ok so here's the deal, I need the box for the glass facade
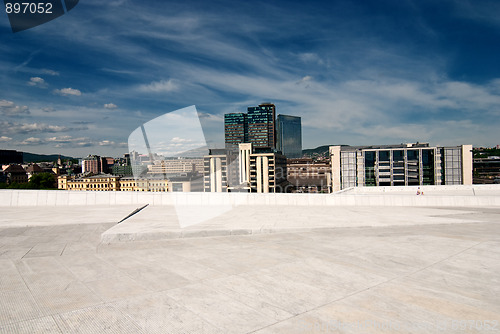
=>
[247,104,276,148]
[224,113,247,149]
[276,114,302,158]
[341,151,357,188]
[443,147,462,184]
[332,144,468,190]
[364,151,376,186]
[422,149,435,185]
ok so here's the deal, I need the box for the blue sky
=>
[1,0,499,157]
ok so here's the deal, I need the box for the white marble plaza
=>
[0,187,499,333]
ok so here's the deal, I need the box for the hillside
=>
[23,152,75,163]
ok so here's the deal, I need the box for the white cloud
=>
[0,100,30,116]
[298,53,324,65]
[41,69,59,76]
[42,107,55,112]
[19,137,44,145]
[98,140,114,146]
[0,136,12,142]
[27,77,47,88]
[171,137,192,143]
[53,87,82,96]
[0,121,86,134]
[138,79,178,93]
[104,103,118,109]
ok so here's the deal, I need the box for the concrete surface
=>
[0,189,499,333]
[2,185,500,208]
[101,205,490,242]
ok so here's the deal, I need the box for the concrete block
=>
[230,229,253,236]
[54,191,69,206]
[45,190,57,206]
[136,193,153,205]
[16,191,38,206]
[85,191,96,206]
[0,190,12,207]
[160,193,174,206]
[67,192,87,206]
[93,192,108,206]
[115,192,132,205]
[181,229,231,238]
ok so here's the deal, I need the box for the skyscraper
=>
[224,113,247,149]
[247,103,276,149]
[276,114,302,158]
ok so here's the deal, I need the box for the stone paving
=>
[0,206,499,333]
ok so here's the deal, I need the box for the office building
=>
[276,114,302,158]
[249,151,288,193]
[473,157,500,184]
[81,155,101,174]
[287,158,330,193]
[224,113,247,149]
[203,143,289,193]
[147,158,204,176]
[0,149,23,165]
[203,149,229,192]
[329,143,473,191]
[247,103,276,149]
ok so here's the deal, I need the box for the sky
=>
[1,0,500,157]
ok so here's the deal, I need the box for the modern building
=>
[81,155,101,174]
[148,158,204,176]
[473,158,500,184]
[249,151,288,193]
[0,149,23,165]
[169,175,204,192]
[276,114,302,158]
[247,103,276,149]
[224,113,247,149]
[111,165,133,176]
[203,143,289,193]
[203,149,229,193]
[329,143,473,191]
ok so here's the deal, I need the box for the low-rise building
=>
[3,164,28,184]
[329,143,473,191]
[63,174,120,191]
[287,158,331,193]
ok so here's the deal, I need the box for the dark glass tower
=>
[247,103,276,149]
[224,113,247,149]
[276,114,302,158]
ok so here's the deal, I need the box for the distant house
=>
[25,163,44,180]
[3,164,28,184]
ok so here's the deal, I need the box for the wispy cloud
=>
[53,88,82,96]
[138,79,178,93]
[27,77,48,88]
[1,0,499,153]
[0,121,86,134]
[104,103,118,109]
[0,100,30,116]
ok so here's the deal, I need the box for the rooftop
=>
[0,186,499,333]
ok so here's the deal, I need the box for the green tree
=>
[28,173,56,189]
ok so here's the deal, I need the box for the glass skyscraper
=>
[247,103,276,149]
[276,114,302,158]
[224,113,247,149]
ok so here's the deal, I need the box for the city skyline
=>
[1,0,500,157]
